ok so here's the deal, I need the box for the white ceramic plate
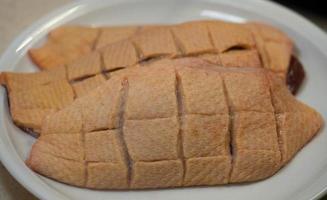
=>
[1,0,327,199]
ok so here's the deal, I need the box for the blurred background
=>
[274,0,327,30]
[0,0,326,199]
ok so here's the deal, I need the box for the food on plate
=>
[0,20,303,134]
[29,25,138,69]
[26,60,322,189]
[29,21,294,79]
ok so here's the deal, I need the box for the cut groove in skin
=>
[267,76,284,165]
[221,78,235,182]
[69,82,78,100]
[62,65,79,99]
[117,79,132,187]
[63,65,69,82]
[99,50,109,79]
[80,91,87,187]
[91,28,103,50]
[85,127,112,132]
[130,41,143,61]
[170,29,185,56]
[139,56,167,66]
[105,67,126,74]
[82,135,87,187]
[206,24,215,49]
[207,24,222,64]
[175,71,186,184]
[130,40,146,61]
[69,74,97,83]
[222,45,250,53]
[253,42,265,71]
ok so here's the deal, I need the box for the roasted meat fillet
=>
[0,20,297,133]
[26,59,322,189]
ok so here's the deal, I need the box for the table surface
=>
[0,0,326,199]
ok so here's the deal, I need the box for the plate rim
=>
[0,0,326,200]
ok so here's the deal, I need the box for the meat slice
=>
[26,61,322,189]
[1,20,298,132]
[26,20,294,78]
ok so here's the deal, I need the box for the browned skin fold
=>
[25,58,323,189]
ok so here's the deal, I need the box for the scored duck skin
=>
[26,58,322,189]
[28,25,139,69]
[29,20,292,76]
[0,20,295,133]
